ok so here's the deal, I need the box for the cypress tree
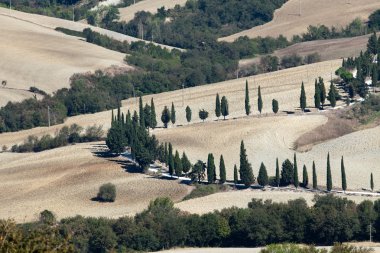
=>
[181,152,191,176]
[326,152,332,191]
[293,153,299,188]
[132,111,139,125]
[275,158,280,187]
[150,98,157,129]
[215,93,221,119]
[328,82,337,108]
[174,150,182,177]
[221,96,229,120]
[164,142,168,164]
[370,173,374,192]
[117,106,121,122]
[168,143,174,176]
[258,85,263,114]
[171,102,176,125]
[139,96,144,127]
[234,164,238,186]
[185,105,192,123]
[312,161,318,190]
[111,109,114,126]
[207,153,216,184]
[302,165,308,188]
[161,106,170,128]
[281,159,294,186]
[319,77,326,108]
[257,162,269,187]
[314,79,321,109]
[219,155,226,184]
[372,64,378,87]
[239,140,255,187]
[272,99,279,114]
[341,156,347,192]
[300,82,306,112]
[245,80,251,115]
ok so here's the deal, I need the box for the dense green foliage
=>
[183,184,229,201]
[97,183,116,202]
[12,124,103,153]
[0,0,93,21]
[281,159,294,186]
[3,195,380,252]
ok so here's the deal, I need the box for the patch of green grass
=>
[183,184,230,201]
[55,27,85,38]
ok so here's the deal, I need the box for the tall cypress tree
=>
[171,102,176,125]
[161,106,170,128]
[293,153,299,188]
[234,164,238,186]
[341,156,347,192]
[181,152,191,176]
[314,79,321,109]
[370,173,374,192]
[221,96,229,120]
[111,109,115,126]
[300,82,306,112]
[139,96,145,127]
[168,143,174,176]
[174,150,182,177]
[319,77,326,108]
[275,158,280,187]
[150,98,157,129]
[302,165,308,188]
[245,80,251,116]
[219,155,226,184]
[207,153,216,184]
[326,152,332,191]
[117,106,121,122]
[185,105,192,123]
[164,142,168,164]
[215,93,221,119]
[258,162,269,187]
[328,82,337,108]
[312,161,318,190]
[239,140,255,187]
[258,86,263,114]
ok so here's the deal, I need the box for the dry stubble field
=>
[0,142,190,222]
[220,0,380,42]
[0,60,379,220]
[0,13,131,106]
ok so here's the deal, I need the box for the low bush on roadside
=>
[183,183,229,201]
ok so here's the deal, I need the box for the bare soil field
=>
[0,60,341,147]
[239,34,371,68]
[0,14,131,106]
[118,0,187,22]
[0,142,190,222]
[175,189,380,215]
[220,0,380,42]
[0,7,181,51]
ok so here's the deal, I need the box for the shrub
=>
[183,184,229,201]
[97,183,116,202]
[39,210,56,225]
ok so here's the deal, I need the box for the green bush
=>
[183,184,229,201]
[97,183,116,202]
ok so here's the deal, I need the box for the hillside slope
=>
[0,7,182,51]
[0,14,131,106]
[219,0,380,42]
[239,34,371,68]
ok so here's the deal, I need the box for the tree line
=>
[1,195,379,252]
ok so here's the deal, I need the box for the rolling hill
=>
[219,0,380,42]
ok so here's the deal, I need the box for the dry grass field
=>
[0,60,341,147]
[0,13,131,106]
[239,34,371,68]
[1,59,378,221]
[0,7,181,51]
[220,0,380,42]
[118,0,188,22]
[0,142,190,222]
